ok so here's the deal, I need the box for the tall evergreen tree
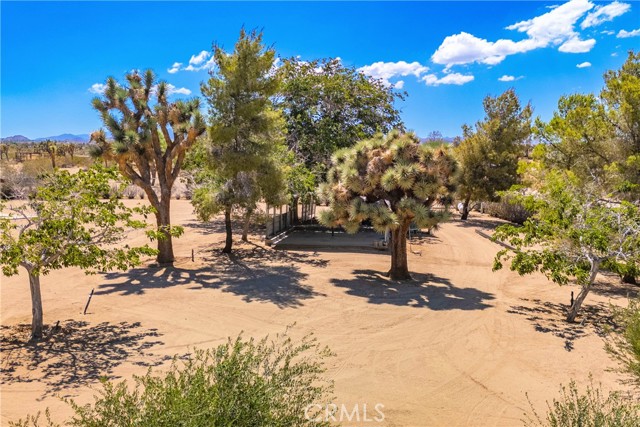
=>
[455,89,532,220]
[319,131,456,280]
[89,70,205,264]
[193,29,286,253]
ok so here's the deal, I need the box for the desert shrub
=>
[606,298,640,388]
[603,259,639,285]
[1,164,39,200]
[122,185,142,199]
[11,330,334,427]
[525,379,640,427]
[483,198,532,224]
[20,157,54,178]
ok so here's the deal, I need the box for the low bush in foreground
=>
[525,379,640,427]
[10,329,334,427]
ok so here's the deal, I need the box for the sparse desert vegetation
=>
[2,4,640,425]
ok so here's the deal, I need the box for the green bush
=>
[11,329,334,427]
[525,379,640,427]
[606,298,640,388]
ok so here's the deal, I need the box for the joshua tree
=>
[319,131,456,280]
[90,70,206,263]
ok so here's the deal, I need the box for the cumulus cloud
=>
[394,80,405,89]
[601,30,615,35]
[432,0,605,68]
[167,62,182,74]
[558,37,596,52]
[422,73,474,86]
[357,61,429,86]
[581,1,630,28]
[498,75,524,82]
[88,83,106,94]
[617,28,640,38]
[576,61,592,68]
[163,84,191,96]
[189,50,210,66]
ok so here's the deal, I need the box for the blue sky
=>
[1,1,639,139]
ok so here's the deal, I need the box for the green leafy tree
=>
[194,29,286,253]
[277,57,404,221]
[493,171,640,322]
[455,89,532,220]
[319,131,456,280]
[89,70,206,263]
[0,167,156,339]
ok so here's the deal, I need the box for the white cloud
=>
[617,28,640,38]
[601,30,615,35]
[167,62,182,74]
[576,61,592,68]
[581,1,630,29]
[432,0,601,67]
[189,50,210,66]
[394,80,405,89]
[498,75,524,82]
[164,84,191,96]
[422,72,474,86]
[612,52,619,57]
[558,36,596,52]
[89,83,106,94]
[357,61,429,86]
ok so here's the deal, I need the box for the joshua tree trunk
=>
[223,207,233,253]
[155,196,174,264]
[388,220,411,280]
[460,195,471,220]
[50,153,56,169]
[28,269,43,340]
[241,208,253,242]
[566,260,600,322]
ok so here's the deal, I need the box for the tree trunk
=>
[155,198,174,264]
[50,153,56,169]
[566,260,600,322]
[291,196,299,224]
[460,196,471,220]
[388,221,411,280]
[241,208,253,242]
[223,207,233,253]
[28,271,44,340]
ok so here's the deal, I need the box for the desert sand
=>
[1,200,636,426]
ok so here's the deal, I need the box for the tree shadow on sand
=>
[329,269,494,310]
[0,320,166,396]
[97,245,327,309]
[507,298,618,352]
[453,217,508,230]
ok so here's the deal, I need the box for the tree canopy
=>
[319,131,456,279]
[90,69,206,263]
[0,167,156,339]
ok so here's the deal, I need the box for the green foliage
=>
[278,57,404,183]
[524,378,640,427]
[606,298,640,388]
[455,89,532,210]
[319,131,456,278]
[537,51,640,200]
[194,29,286,250]
[11,330,334,427]
[0,166,157,277]
[493,170,640,321]
[90,69,206,263]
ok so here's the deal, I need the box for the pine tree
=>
[193,29,286,253]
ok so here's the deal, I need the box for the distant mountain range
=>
[1,133,90,143]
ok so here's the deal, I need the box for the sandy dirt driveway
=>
[1,201,636,426]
